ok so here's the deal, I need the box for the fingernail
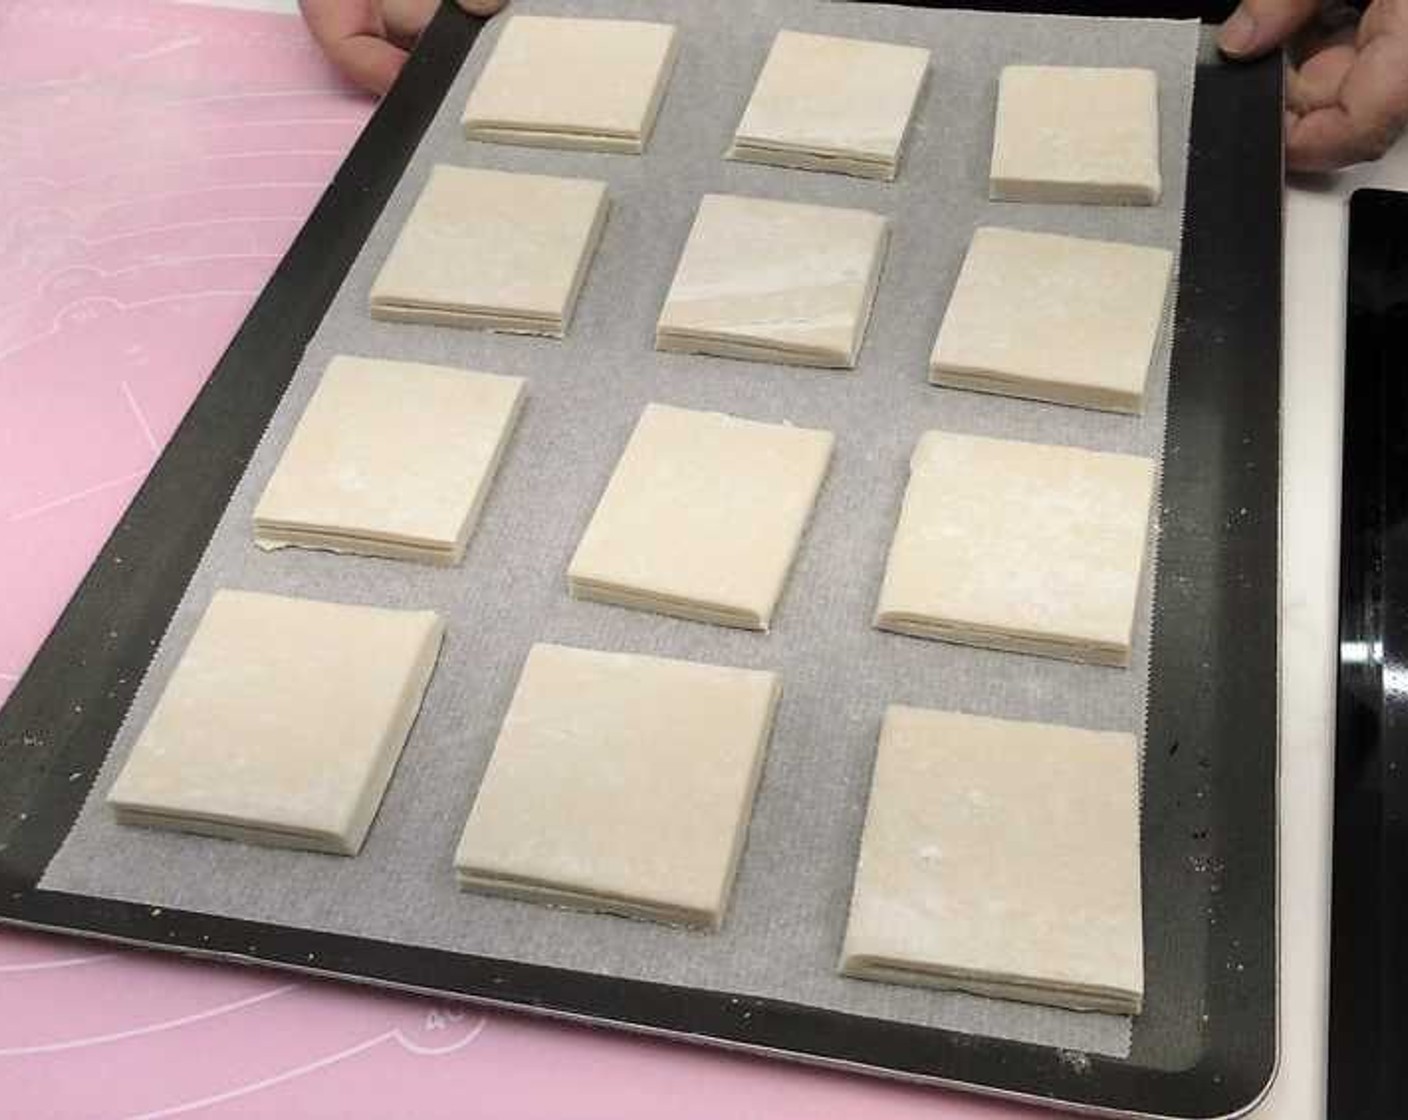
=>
[1219,8,1258,56]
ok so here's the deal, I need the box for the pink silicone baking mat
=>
[0,2,1036,1114]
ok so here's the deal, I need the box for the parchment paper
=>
[44,0,1198,1059]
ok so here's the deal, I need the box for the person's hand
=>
[1219,0,1408,170]
[301,0,507,96]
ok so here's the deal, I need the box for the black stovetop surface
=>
[1330,187,1408,1120]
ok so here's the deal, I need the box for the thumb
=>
[1218,0,1321,58]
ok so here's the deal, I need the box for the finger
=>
[1288,106,1381,169]
[322,34,409,95]
[1219,0,1321,58]
[382,0,439,46]
[300,0,407,95]
[1286,42,1356,112]
[455,0,509,15]
[1358,0,1408,44]
[1288,34,1408,168]
[299,0,384,48]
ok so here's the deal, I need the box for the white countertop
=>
[174,2,1408,1111]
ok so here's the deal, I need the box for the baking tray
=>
[0,2,1280,1115]
[43,0,1197,1067]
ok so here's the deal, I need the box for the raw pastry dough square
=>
[728,30,930,180]
[989,66,1161,205]
[656,193,888,369]
[930,227,1173,414]
[369,165,608,337]
[107,590,444,856]
[462,15,678,153]
[454,643,780,929]
[840,705,1143,1014]
[253,355,524,565]
[568,403,834,630]
[875,432,1155,666]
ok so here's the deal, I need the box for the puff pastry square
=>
[253,356,524,565]
[656,193,888,368]
[369,165,608,337]
[930,227,1173,414]
[568,403,834,630]
[729,30,929,180]
[462,15,678,153]
[875,431,1155,666]
[454,643,780,929]
[841,705,1144,1014]
[990,66,1161,205]
[107,590,444,855]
